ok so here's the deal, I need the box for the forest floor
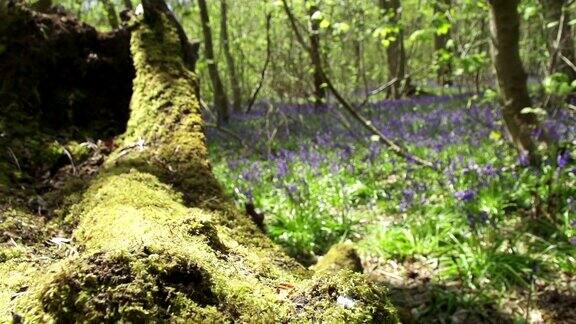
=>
[207,95,576,323]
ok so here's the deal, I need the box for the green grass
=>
[208,97,576,320]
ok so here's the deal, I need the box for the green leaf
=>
[436,21,451,35]
[523,6,537,20]
[546,21,560,29]
[319,19,330,29]
[333,22,350,34]
[520,107,547,116]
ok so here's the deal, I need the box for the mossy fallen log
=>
[0,1,398,322]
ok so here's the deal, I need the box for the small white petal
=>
[336,295,356,309]
[135,4,143,16]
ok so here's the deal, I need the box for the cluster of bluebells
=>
[207,94,576,236]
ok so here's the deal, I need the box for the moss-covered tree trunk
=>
[488,0,540,162]
[0,1,397,322]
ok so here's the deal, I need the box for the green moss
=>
[7,168,396,322]
[294,271,399,323]
[0,238,60,323]
[1,8,398,323]
[0,208,46,244]
[311,242,363,274]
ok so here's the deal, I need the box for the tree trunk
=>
[219,0,242,112]
[0,2,397,322]
[198,0,229,124]
[308,3,326,108]
[122,0,133,10]
[100,0,119,30]
[434,0,452,86]
[488,0,539,162]
[379,0,411,99]
[540,0,576,81]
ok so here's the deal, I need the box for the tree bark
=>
[122,0,133,10]
[434,0,452,86]
[0,2,398,322]
[100,0,119,30]
[219,0,242,112]
[308,3,326,108]
[379,0,411,99]
[488,0,539,162]
[540,0,576,81]
[198,0,229,124]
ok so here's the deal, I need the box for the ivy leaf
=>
[436,21,451,35]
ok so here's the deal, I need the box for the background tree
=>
[488,0,539,161]
[540,0,576,81]
[307,0,326,107]
[433,0,452,86]
[198,0,229,124]
[100,0,119,29]
[378,0,411,99]
[219,0,242,112]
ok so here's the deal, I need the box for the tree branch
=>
[280,0,437,170]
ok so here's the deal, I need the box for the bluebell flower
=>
[558,150,571,168]
[518,153,530,167]
[227,159,240,170]
[478,211,489,224]
[455,189,475,202]
[243,189,253,200]
[277,159,289,178]
[330,163,340,174]
[399,188,416,212]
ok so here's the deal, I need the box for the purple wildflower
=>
[330,162,340,174]
[558,150,571,168]
[277,159,289,178]
[243,189,253,200]
[478,211,489,224]
[518,153,530,167]
[455,189,476,202]
[570,237,576,246]
[227,159,240,170]
[400,188,416,212]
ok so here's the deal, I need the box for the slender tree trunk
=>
[540,0,576,81]
[198,0,229,124]
[308,3,326,108]
[122,0,133,10]
[379,0,410,99]
[101,0,119,30]
[434,0,452,86]
[488,0,539,162]
[219,0,242,112]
